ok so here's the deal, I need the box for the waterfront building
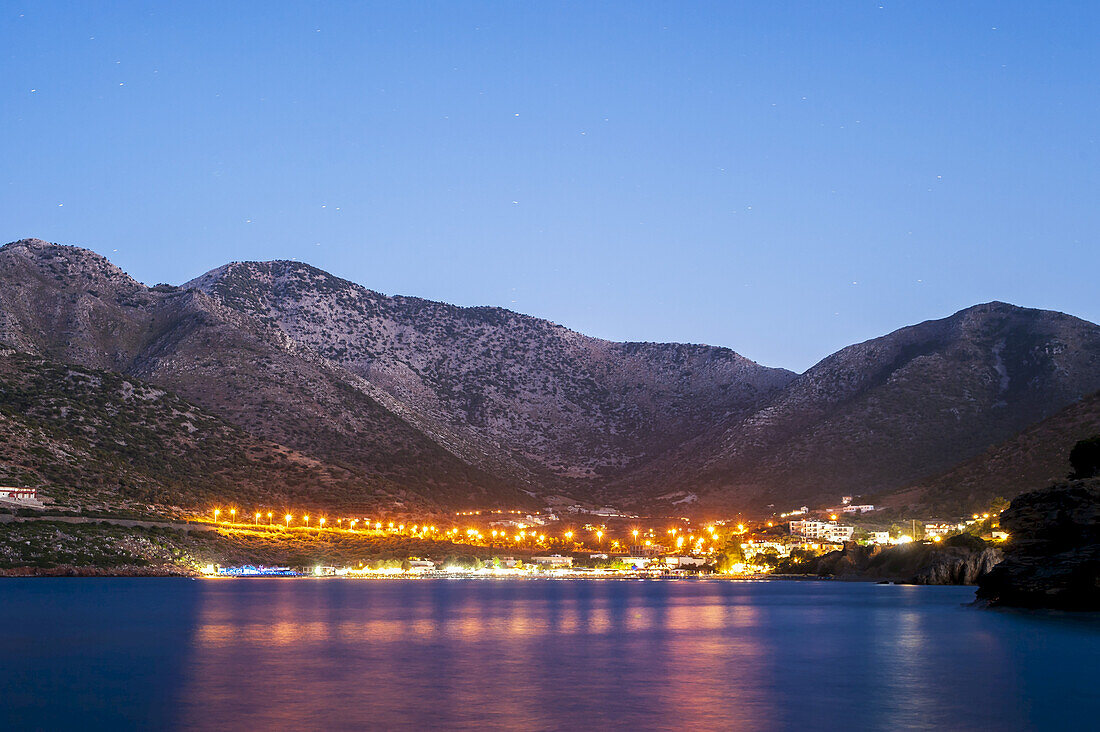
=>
[531,555,573,568]
[663,556,708,568]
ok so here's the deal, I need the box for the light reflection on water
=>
[179,579,778,730]
[2,579,1099,731]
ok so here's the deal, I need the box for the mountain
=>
[3,237,1100,515]
[608,302,1100,509]
[0,238,790,511]
[185,260,795,491]
[0,239,531,511]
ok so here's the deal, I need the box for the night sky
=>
[4,1,1097,371]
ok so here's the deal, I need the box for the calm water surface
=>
[1,578,1097,731]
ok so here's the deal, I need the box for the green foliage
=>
[944,533,988,551]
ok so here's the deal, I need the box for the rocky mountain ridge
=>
[610,301,1100,509]
[3,237,1100,514]
[186,259,795,488]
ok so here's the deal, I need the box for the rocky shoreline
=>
[977,478,1100,611]
[0,564,197,578]
[775,534,1003,585]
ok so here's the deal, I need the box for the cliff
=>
[780,534,1002,585]
[976,478,1100,610]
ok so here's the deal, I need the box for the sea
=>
[1,578,1097,731]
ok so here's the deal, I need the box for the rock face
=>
[781,535,1003,585]
[976,479,1100,610]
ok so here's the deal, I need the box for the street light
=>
[319,517,326,529]
[303,515,309,527]
[213,508,220,522]
[230,509,236,523]
[285,514,292,528]
[267,512,273,525]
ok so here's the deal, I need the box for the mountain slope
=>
[887,390,1100,515]
[0,349,406,511]
[4,238,1100,515]
[0,240,531,510]
[613,302,1100,508]
[185,260,795,487]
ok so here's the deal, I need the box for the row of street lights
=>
[208,507,730,551]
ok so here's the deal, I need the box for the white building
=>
[663,556,708,568]
[824,524,855,543]
[925,523,954,538]
[789,520,829,538]
[0,487,42,507]
[531,554,573,568]
[790,520,854,543]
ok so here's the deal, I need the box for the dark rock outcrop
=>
[976,479,1100,610]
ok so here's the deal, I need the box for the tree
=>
[1070,435,1100,479]
[715,535,746,572]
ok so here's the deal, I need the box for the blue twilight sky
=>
[3,2,1098,372]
